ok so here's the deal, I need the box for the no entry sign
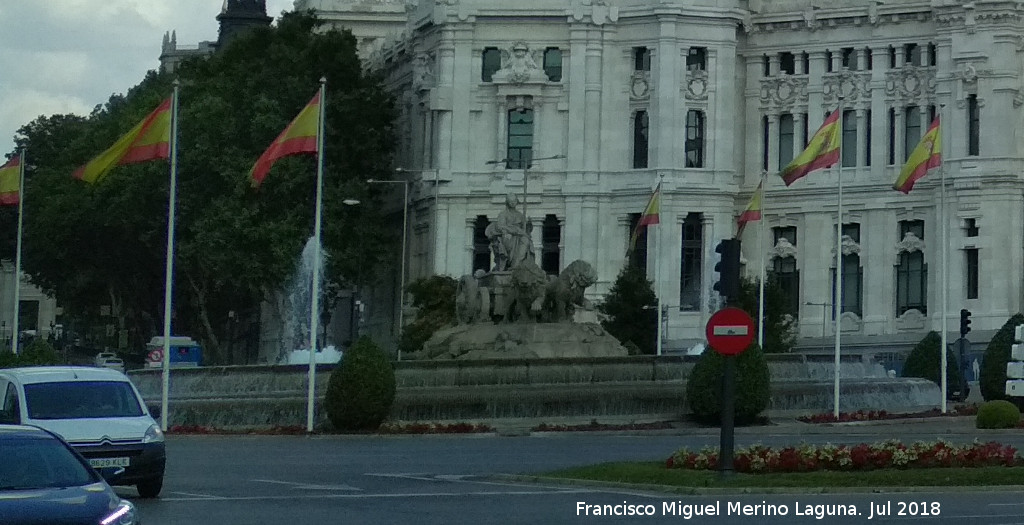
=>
[706,307,755,356]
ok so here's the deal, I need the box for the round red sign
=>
[705,307,756,356]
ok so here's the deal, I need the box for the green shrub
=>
[902,331,963,391]
[981,314,1024,401]
[686,344,771,423]
[324,336,396,431]
[976,400,1021,429]
[599,264,657,355]
[399,275,457,355]
[0,339,61,369]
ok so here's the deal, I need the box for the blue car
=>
[0,424,139,525]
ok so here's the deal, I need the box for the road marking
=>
[168,491,226,500]
[365,473,444,482]
[156,489,595,502]
[251,479,362,491]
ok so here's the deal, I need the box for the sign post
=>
[706,307,756,476]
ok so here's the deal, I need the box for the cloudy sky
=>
[0,0,294,156]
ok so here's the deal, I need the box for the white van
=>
[0,366,166,498]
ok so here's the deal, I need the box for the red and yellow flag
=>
[250,91,321,187]
[0,155,22,206]
[736,179,763,236]
[893,116,941,194]
[74,97,172,183]
[629,183,661,250]
[779,110,841,186]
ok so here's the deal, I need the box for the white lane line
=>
[251,479,362,491]
[168,491,226,500]
[157,489,596,502]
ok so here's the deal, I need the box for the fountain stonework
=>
[412,193,628,360]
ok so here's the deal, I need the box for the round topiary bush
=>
[902,331,963,392]
[324,337,396,431]
[980,313,1024,401]
[686,343,771,424]
[976,400,1021,429]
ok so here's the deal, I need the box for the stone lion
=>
[542,259,598,323]
[455,272,484,324]
[508,259,547,323]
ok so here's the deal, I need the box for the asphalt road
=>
[126,428,1024,524]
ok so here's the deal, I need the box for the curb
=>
[490,474,1024,496]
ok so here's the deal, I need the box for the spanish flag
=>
[74,97,172,183]
[250,91,321,187]
[893,116,941,194]
[0,154,22,206]
[736,179,763,237]
[779,110,841,186]
[630,183,660,250]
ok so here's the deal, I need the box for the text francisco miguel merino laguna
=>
[577,500,939,520]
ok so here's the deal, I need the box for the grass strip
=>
[544,462,1024,488]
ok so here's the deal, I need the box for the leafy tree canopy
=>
[5,12,398,363]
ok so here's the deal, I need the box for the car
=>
[0,424,140,524]
[96,357,126,374]
[0,366,166,498]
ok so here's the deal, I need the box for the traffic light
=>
[713,239,741,303]
[959,308,972,338]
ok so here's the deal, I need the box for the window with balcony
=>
[685,110,705,168]
[507,108,534,169]
[633,110,649,169]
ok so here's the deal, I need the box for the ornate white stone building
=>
[291,0,1022,352]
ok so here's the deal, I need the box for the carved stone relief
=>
[822,70,871,104]
[759,76,808,112]
[685,69,709,101]
[840,312,862,332]
[885,67,937,105]
[629,71,651,101]
[832,235,862,264]
[895,308,926,331]
[769,237,797,260]
[413,52,436,91]
[492,41,547,85]
[895,232,925,262]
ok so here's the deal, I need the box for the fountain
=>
[276,236,342,365]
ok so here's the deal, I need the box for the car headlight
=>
[101,500,138,525]
[142,424,164,444]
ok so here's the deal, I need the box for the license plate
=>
[89,457,130,469]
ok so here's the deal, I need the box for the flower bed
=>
[799,405,978,424]
[666,440,1021,473]
[532,420,674,432]
[376,422,494,434]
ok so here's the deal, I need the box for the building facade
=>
[290,0,1024,351]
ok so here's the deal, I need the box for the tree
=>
[398,276,457,355]
[599,264,657,355]
[6,12,398,363]
[902,331,963,395]
[733,275,796,353]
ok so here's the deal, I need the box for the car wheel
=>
[136,477,163,498]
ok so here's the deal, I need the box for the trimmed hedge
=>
[976,400,1021,429]
[980,314,1024,401]
[0,339,61,369]
[324,337,396,431]
[902,331,963,393]
[686,344,771,423]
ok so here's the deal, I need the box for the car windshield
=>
[24,381,144,419]
[0,436,97,490]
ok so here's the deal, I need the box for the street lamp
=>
[805,301,830,353]
[484,154,566,242]
[342,198,361,345]
[366,177,409,360]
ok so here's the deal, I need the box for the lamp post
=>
[366,177,410,360]
[342,198,361,346]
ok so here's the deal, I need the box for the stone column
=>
[795,52,806,75]
[496,98,508,165]
[767,113,779,173]
[567,27,588,168]
[793,112,805,160]
[584,39,603,173]
[894,106,905,164]
[435,38,455,172]
[856,48,867,71]
[769,53,780,76]
[830,51,842,72]
[655,19,679,168]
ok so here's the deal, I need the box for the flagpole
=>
[833,97,845,419]
[306,77,327,433]
[757,171,766,348]
[939,105,948,413]
[11,149,25,355]
[656,177,664,357]
[160,81,180,432]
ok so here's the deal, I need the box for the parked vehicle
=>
[0,424,140,524]
[0,366,166,498]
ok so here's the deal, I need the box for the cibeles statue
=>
[485,193,534,272]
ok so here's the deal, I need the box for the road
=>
[128,428,1024,524]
